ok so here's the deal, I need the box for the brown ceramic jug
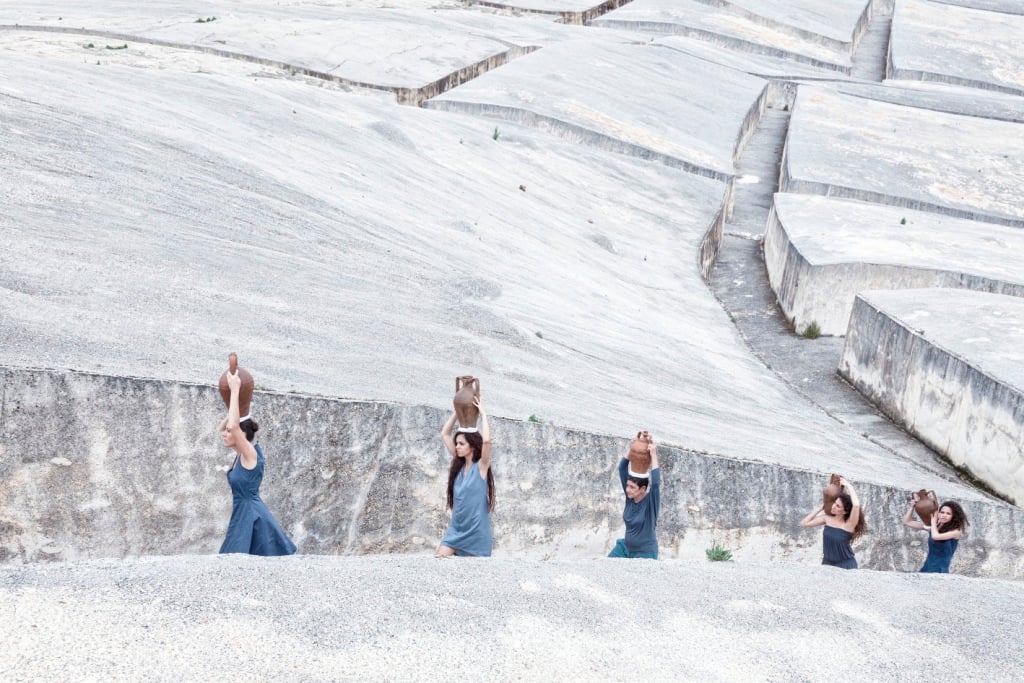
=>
[822,473,843,513]
[628,431,653,475]
[218,353,254,417]
[912,489,939,525]
[453,375,481,431]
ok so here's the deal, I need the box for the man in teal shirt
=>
[608,437,660,559]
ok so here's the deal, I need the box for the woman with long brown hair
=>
[436,395,494,557]
[903,499,968,573]
[799,476,866,569]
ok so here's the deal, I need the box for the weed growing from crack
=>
[706,542,733,562]
[802,321,821,339]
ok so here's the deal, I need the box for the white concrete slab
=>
[930,0,1024,14]
[0,1,574,89]
[890,0,1024,96]
[841,289,1024,503]
[427,37,768,177]
[781,86,1024,226]
[834,80,1024,124]
[764,193,1024,335]
[475,0,597,11]
[591,0,861,69]
[655,34,849,80]
[0,44,966,492]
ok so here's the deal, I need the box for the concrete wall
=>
[763,200,1024,336]
[2,367,1022,577]
[840,293,1024,505]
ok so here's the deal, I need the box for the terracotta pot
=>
[453,375,480,431]
[628,431,652,475]
[218,353,254,417]
[822,473,843,513]
[912,489,939,525]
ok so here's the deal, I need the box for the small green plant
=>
[527,414,543,424]
[706,542,733,562]
[766,363,772,370]
[492,126,500,141]
[106,44,128,50]
[83,42,94,49]
[195,16,217,23]
[802,321,821,339]
[900,217,907,225]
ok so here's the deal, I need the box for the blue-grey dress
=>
[219,444,296,556]
[822,525,857,569]
[441,461,492,557]
[920,535,958,573]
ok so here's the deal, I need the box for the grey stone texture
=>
[781,85,1024,226]
[591,0,871,71]
[890,0,1024,95]
[1,1,574,90]
[427,37,769,179]
[3,367,1022,577]
[763,193,1024,336]
[1,0,1024,676]
[840,290,1024,505]
[2,554,1024,681]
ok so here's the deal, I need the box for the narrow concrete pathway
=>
[850,0,894,82]
[709,104,963,482]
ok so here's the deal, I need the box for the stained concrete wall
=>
[763,193,1024,336]
[2,367,1023,577]
[840,291,1024,505]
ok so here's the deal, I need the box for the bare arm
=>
[226,370,257,468]
[799,505,827,527]
[903,501,925,530]
[930,514,963,541]
[649,438,659,471]
[440,411,458,457]
[840,477,861,532]
[476,396,491,478]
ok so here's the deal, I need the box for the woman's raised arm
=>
[840,477,861,532]
[799,505,827,528]
[226,370,257,468]
[903,501,925,530]
[476,396,492,477]
[440,410,458,457]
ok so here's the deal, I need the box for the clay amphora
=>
[453,375,481,431]
[628,431,652,475]
[912,489,939,525]
[822,473,843,513]
[218,353,254,417]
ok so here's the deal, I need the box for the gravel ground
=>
[1,554,1022,681]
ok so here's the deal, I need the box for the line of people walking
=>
[214,366,968,574]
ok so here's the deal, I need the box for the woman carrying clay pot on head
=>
[218,369,296,556]
[799,476,866,569]
[608,431,660,560]
[436,395,494,557]
[903,500,968,573]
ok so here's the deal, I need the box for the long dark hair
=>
[446,431,495,512]
[240,418,259,443]
[837,493,868,542]
[938,501,969,534]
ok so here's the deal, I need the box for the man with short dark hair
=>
[607,434,660,559]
